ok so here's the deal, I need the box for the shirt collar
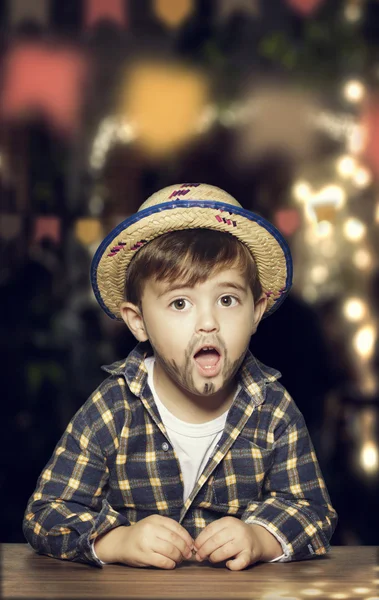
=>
[101,341,281,398]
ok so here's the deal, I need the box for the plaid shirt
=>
[23,341,337,567]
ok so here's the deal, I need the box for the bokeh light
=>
[153,0,194,28]
[353,166,372,188]
[316,221,333,238]
[343,298,367,322]
[360,441,379,473]
[343,80,365,103]
[343,218,366,241]
[353,325,376,359]
[311,264,329,284]
[293,181,313,203]
[336,155,356,178]
[117,60,209,157]
[353,248,373,270]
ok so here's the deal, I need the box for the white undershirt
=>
[145,356,239,502]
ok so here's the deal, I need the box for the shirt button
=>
[162,442,169,452]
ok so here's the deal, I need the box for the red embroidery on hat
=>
[215,215,237,227]
[107,241,126,257]
[168,188,191,199]
[179,183,200,187]
[130,239,148,251]
[275,287,288,298]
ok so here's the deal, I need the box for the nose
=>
[195,304,219,334]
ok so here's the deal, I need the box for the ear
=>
[251,294,268,334]
[119,301,149,342]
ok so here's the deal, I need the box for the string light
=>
[353,166,372,188]
[196,104,218,133]
[336,154,356,178]
[343,80,365,103]
[353,248,373,270]
[347,123,365,154]
[311,264,329,284]
[343,218,366,241]
[360,441,379,473]
[316,221,333,238]
[353,325,376,359]
[303,184,345,225]
[292,181,312,203]
[89,117,135,171]
[315,184,346,207]
[343,298,367,322]
[344,2,362,23]
[89,102,361,171]
[312,110,356,143]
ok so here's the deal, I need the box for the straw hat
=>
[91,183,293,320]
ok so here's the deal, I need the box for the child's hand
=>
[193,516,282,571]
[95,515,194,569]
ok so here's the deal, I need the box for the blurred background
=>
[0,0,378,547]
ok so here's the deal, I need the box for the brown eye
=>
[221,296,232,306]
[172,299,186,310]
[219,296,238,307]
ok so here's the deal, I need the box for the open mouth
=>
[193,346,221,376]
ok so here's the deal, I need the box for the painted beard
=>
[149,332,246,397]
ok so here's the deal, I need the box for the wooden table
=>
[2,544,379,600]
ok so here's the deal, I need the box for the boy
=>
[23,183,337,570]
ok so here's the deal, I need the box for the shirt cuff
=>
[91,540,109,565]
[245,518,292,563]
[268,552,286,563]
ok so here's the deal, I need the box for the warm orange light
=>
[75,219,103,245]
[153,0,193,28]
[119,61,209,157]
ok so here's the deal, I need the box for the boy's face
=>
[120,266,267,399]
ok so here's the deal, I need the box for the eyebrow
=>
[157,281,248,298]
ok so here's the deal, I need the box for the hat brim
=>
[91,200,293,320]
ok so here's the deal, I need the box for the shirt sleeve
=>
[91,540,108,565]
[22,398,130,567]
[241,412,338,562]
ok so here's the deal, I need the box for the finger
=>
[196,530,235,562]
[149,551,176,570]
[157,528,193,560]
[156,517,194,551]
[226,550,252,571]
[194,519,229,553]
[208,539,242,564]
[152,537,183,565]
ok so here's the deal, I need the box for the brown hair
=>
[124,229,262,309]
